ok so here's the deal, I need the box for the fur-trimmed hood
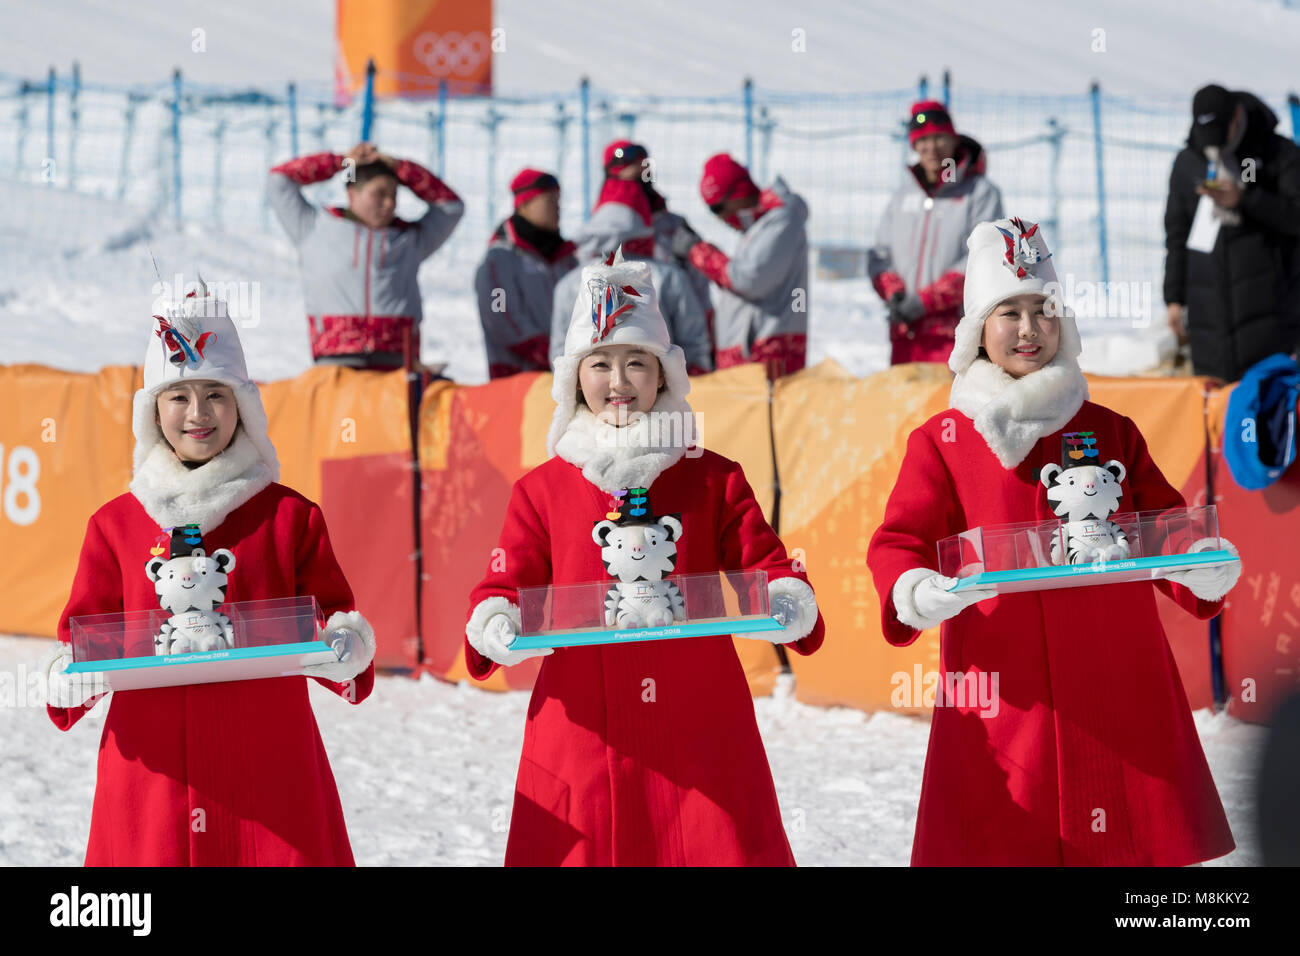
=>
[554,395,697,494]
[949,356,1089,470]
[129,425,277,532]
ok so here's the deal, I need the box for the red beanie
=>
[511,168,560,208]
[603,139,648,171]
[699,153,758,207]
[908,100,956,145]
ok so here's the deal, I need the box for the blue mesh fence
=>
[4,68,1297,326]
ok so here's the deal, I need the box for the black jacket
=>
[1163,92,1300,381]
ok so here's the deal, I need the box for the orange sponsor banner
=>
[1207,383,1300,724]
[262,365,419,669]
[0,365,136,638]
[774,360,954,712]
[336,0,493,100]
[418,365,783,694]
[1084,374,1217,710]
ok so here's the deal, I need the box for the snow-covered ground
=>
[0,634,1265,866]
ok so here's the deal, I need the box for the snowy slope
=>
[6,0,1298,95]
[0,635,1264,866]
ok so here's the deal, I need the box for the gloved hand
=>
[746,578,818,644]
[670,222,704,262]
[470,613,554,667]
[1164,537,1241,601]
[37,643,109,710]
[302,610,376,682]
[887,289,925,325]
[893,568,997,630]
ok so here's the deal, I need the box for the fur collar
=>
[949,357,1089,469]
[129,427,276,532]
[554,396,697,494]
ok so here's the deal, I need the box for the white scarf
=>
[553,394,697,494]
[129,427,276,533]
[949,356,1089,469]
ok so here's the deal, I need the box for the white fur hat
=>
[131,283,280,479]
[950,218,1083,374]
[547,252,691,456]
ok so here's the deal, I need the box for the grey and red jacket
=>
[549,184,714,374]
[267,152,464,363]
[688,176,809,380]
[867,135,1003,364]
[474,217,577,379]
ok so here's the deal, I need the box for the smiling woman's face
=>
[980,293,1060,378]
[155,380,239,463]
[577,345,664,425]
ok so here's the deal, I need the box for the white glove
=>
[37,643,109,710]
[1164,537,1241,602]
[894,568,998,630]
[750,578,818,643]
[302,610,377,682]
[471,613,553,667]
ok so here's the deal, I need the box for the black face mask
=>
[510,211,565,260]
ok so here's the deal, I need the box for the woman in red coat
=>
[38,288,376,866]
[867,219,1241,866]
[466,254,825,866]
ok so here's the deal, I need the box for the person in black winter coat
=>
[1163,85,1300,382]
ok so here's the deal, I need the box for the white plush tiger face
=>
[145,547,236,614]
[1040,460,1127,522]
[591,516,682,583]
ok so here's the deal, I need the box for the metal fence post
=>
[1089,81,1109,286]
[45,67,54,186]
[744,77,754,169]
[117,92,139,201]
[942,69,950,109]
[580,76,591,219]
[361,58,376,141]
[1046,117,1064,247]
[69,62,80,189]
[437,79,447,176]
[287,81,299,156]
[172,68,182,222]
[212,117,226,226]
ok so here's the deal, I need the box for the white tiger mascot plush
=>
[145,526,237,654]
[591,489,686,629]
[1040,432,1131,566]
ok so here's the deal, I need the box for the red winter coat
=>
[867,401,1235,865]
[51,484,374,866]
[466,450,824,866]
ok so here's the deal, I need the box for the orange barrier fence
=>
[0,364,136,638]
[5,359,1291,721]
[262,366,419,669]
[1207,385,1300,724]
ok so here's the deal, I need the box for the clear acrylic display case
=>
[65,596,338,691]
[936,505,1237,594]
[509,570,784,649]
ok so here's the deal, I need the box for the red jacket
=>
[466,450,824,865]
[867,401,1234,865]
[51,484,374,866]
